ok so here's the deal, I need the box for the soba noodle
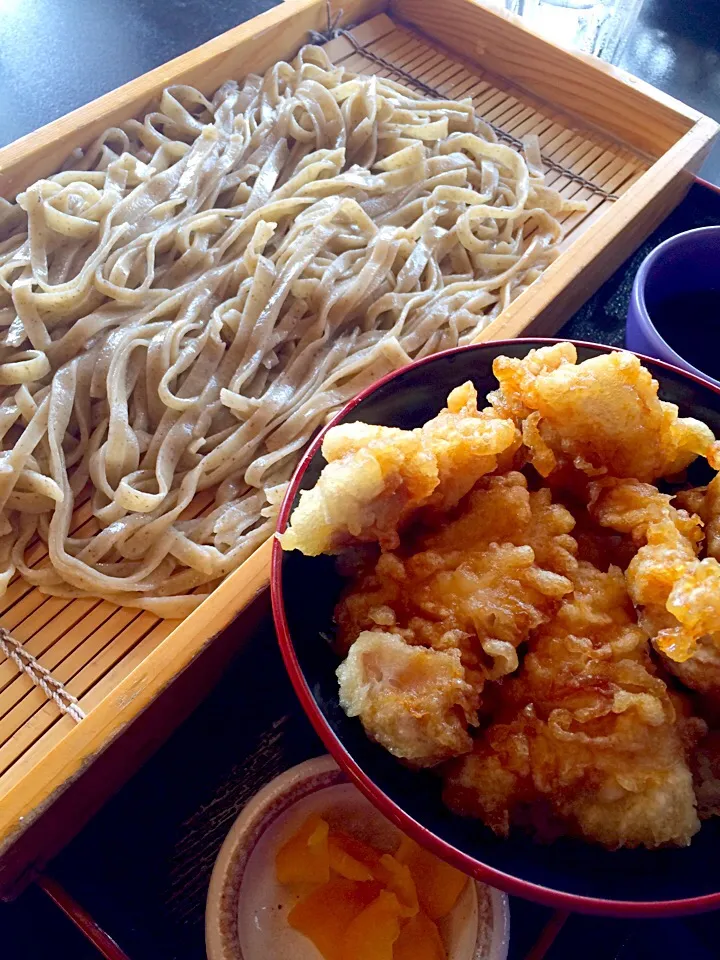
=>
[0,45,579,617]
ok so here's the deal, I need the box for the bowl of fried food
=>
[271,339,720,916]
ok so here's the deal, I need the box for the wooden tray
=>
[0,0,716,892]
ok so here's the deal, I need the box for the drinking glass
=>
[502,0,645,63]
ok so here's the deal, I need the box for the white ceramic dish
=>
[206,756,510,960]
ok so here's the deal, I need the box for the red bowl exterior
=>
[271,337,720,918]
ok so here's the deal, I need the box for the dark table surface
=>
[1,2,720,959]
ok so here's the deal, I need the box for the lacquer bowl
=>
[272,338,720,917]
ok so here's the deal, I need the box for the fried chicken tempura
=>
[693,730,720,819]
[280,342,720,849]
[489,344,715,481]
[663,637,720,699]
[676,473,720,561]
[335,473,576,690]
[279,383,518,555]
[588,477,702,545]
[420,472,578,579]
[336,630,477,766]
[588,477,720,664]
[443,564,702,849]
[628,521,720,664]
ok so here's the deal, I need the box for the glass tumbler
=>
[500,0,645,64]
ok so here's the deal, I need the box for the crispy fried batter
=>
[487,341,576,423]
[335,474,577,694]
[693,730,720,820]
[336,630,477,767]
[530,468,637,571]
[420,472,578,578]
[588,477,685,543]
[279,383,518,555]
[664,637,720,699]
[589,478,720,663]
[489,345,715,481]
[420,384,522,513]
[676,473,720,561]
[566,509,637,572]
[588,477,720,664]
[443,564,702,849]
[626,519,720,663]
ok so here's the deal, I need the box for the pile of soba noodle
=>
[0,45,579,618]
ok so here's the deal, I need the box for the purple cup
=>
[626,225,720,389]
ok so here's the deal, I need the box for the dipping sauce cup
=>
[627,225,720,390]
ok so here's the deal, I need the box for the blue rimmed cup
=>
[627,225,720,390]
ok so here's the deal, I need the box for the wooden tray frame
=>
[0,0,716,893]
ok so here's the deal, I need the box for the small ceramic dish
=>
[205,755,510,960]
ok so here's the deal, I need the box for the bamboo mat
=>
[324,15,648,251]
[0,13,649,805]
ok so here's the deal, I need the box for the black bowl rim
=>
[271,337,720,917]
